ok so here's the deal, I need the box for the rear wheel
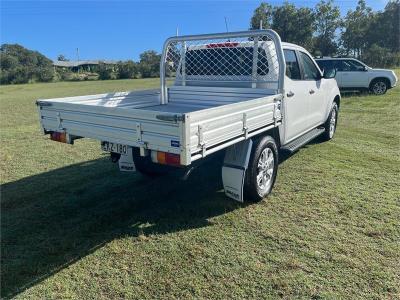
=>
[370,79,388,95]
[244,136,278,202]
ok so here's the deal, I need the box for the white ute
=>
[37,30,340,202]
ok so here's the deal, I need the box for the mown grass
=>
[1,74,399,299]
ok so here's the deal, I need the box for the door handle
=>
[309,89,315,94]
[287,91,295,97]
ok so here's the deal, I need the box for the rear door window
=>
[344,60,365,71]
[283,49,301,80]
[299,52,320,80]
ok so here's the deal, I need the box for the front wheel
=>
[322,102,338,141]
[244,136,278,202]
[370,79,388,95]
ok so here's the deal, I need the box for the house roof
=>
[53,60,118,67]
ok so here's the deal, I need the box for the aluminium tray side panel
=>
[187,94,282,157]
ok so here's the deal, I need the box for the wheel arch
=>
[369,77,391,89]
[333,94,341,108]
[252,127,281,148]
[323,93,340,123]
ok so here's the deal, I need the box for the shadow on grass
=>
[1,154,240,298]
[1,140,313,298]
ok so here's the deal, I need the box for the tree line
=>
[54,50,161,82]
[1,0,398,85]
[0,45,161,84]
[250,0,399,66]
[96,51,161,80]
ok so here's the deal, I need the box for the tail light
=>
[152,151,181,166]
[50,131,67,143]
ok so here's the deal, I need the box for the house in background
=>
[53,60,117,72]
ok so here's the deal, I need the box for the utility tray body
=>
[38,86,282,165]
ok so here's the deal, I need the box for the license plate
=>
[101,142,128,155]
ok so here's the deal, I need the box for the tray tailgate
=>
[38,102,183,155]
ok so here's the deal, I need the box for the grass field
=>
[1,75,399,299]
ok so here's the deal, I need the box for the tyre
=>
[370,78,388,95]
[132,148,172,177]
[322,102,338,141]
[244,136,278,202]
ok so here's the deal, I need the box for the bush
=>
[7,66,30,84]
[362,44,400,67]
[97,63,116,80]
[54,70,99,82]
[55,68,74,81]
[37,67,54,82]
[138,51,161,78]
[0,70,10,84]
[117,60,137,79]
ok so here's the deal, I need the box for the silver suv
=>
[316,58,397,95]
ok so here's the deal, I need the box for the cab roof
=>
[281,42,307,52]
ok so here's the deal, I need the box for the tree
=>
[249,2,273,29]
[341,0,373,57]
[381,0,400,52]
[97,62,115,80]
[57,54,69,61]
[117,60,138,79]
[368,0,400,52]
[271,3,314,49]
[0,44,54,84]
[0,53,18,70]
[313,0,341,56]
[138,50,161,78]
[248,0,399,67]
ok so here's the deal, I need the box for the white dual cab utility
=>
[37,30,340,202]
[316,57,398,95]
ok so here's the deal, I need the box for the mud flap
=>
[118,147,136,172]
[222,139,253,202]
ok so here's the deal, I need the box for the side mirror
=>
[323,68,336,79]
[363,66,368,72]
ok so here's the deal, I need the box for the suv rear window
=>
[337,60,365,71]
[317,59,366,72]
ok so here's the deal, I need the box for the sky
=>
[0,0,390,61]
